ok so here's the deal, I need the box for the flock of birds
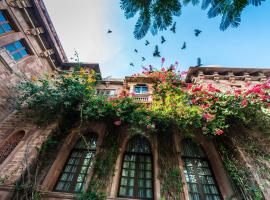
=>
[107,22,203,68]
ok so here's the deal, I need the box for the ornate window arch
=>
[118,135,153,199]
[181,139,222,200]
[54,133,98,193]
[0,130,25,164]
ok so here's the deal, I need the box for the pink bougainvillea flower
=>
[207,84,221,93]
[192,85,203,92]
[241,99,248,107]
[245,81,251,87]
[202,113,214,121]
[161,57,165,63]
[215,129,224,135]
[114,120,121,126]
[181,71,188,76]
[200,104,210,109]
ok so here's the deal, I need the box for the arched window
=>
[181,139,222,200]
[118,136,153,199]
[54,134,98,193]
[0,130,25,164]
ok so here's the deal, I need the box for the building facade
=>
[0,1,269,200]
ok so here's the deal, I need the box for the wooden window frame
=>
[4,40,29,61]
[118,137,154,199]
[0,11,14,34]
[181,140,223,200]
[53,135,97,193]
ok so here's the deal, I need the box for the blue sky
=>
[44,0,270,78]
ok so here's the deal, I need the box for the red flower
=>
[192,86,203,92]
[207,84,221,93]
[203,113,214,121]
[241,99,248,107]
[114,120,121,126]
[147,125,151,129]
[200,104,210,109]
[215,129,224,135]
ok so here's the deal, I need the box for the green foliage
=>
[76,190,106,200]
[120,0,267,39]
[217,140,264,200]
[16,67,269,137]
[161,168,183,199]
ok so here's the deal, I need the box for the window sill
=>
[39,190,75,199]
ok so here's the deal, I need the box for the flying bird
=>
[161,36,166,44]
[170,22,176,33]
[142,57,146,61]
[181,42,186,50]
[145,40,150,46]
[130,62,134,67]
[194,29,202,37]
[153,45,161,57]
[196,57,202,67]
[134,49,138,53]
[107,29,112,34]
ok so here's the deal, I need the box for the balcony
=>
[132,93,152,103]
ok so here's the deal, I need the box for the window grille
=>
[0,131,25,164]
[181,139,222,200]
[118,136,153,199]
[4,40,29,61]
[54,134,98,193]
[0,11,13,34]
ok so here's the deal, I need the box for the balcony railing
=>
[132,94,152,103]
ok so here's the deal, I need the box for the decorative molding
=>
[25,27,44,35]
[39,49,54,58]
[0,48,16,73]
[7,0,32,8]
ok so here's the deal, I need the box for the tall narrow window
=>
[0,130,25,164]
[0,11,13,34]
[118,136,153,199]
[181,139,222,200]
[4,40,29,61]
[54,134,98,193]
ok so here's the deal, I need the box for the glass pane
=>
[122,169,128,176]
[20,49,28,57]
[142,86,148,93]
[5,43,16,52]
[14,41,23,49]
[128,188,133,196]
[146,189,153,198]
[129,178,134,186]
[2,23,12,32]
[60,173,68,181]
[126,136,151,153]
[129,170,135,177]
[0,12,6,21]
[138,188,144,197]
[75,182,82,192]
[55,182,64,191]
[146,180,152,188]
[119,186,126,196]
[134,86,141,93]
[120,177,128,186]
[12,52,22,60]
